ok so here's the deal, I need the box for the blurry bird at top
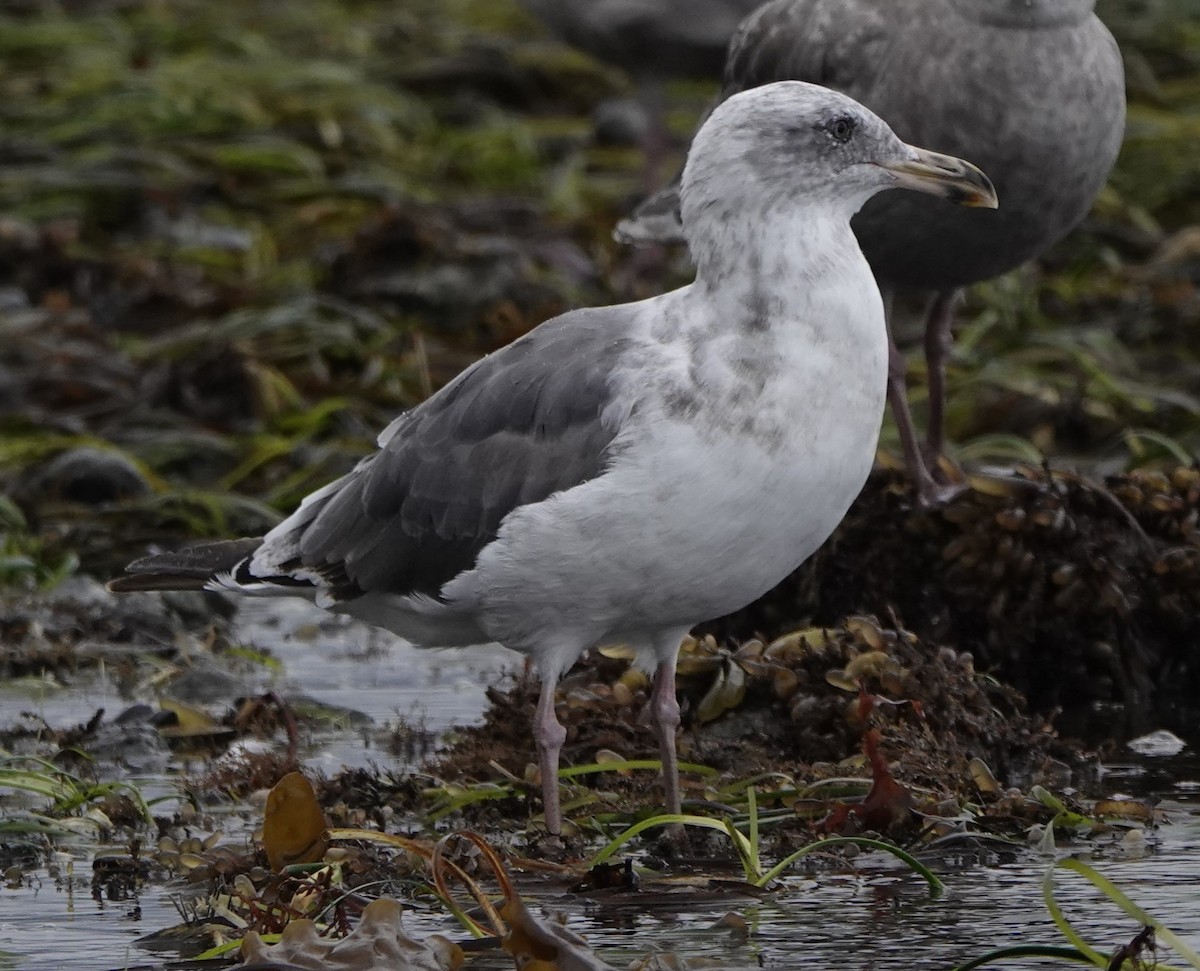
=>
[618,0,1127,505]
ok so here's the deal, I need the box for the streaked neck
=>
[688,205,866,311]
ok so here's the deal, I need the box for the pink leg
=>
[924,289,962,461]
[649,659,682,816]
[884,291,942,508]
[534,678,567,835]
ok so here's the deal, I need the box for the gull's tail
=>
[107,537,263,592]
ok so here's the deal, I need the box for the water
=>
[233,599,516,773]
[5,823,1199,970]
[2,600,1199,970]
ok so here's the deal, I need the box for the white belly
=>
[452,334,886,651]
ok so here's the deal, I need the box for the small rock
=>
[1117,829,1147,857]
[0,285,30,312]
[592,97,651,147]
[84,717,172,774]
[25,447,150,504]
[166,660,248,706]
[1127,729,1186,757]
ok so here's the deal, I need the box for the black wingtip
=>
[106,574,212,593]
[108,537,264,594]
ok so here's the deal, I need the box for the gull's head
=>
[680,81,997,245]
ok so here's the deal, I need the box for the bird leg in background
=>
[637,78,671,195]
[534,677,567,835]
[649,658,682,817]
[883,292,942,508]
[923,288,963,462]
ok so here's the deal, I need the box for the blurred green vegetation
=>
[0,493,78,590]
[0,0,1197,585]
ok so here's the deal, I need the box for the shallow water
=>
[234,599,516,773]
[7,815,1199,971]
[3,600,1200,971]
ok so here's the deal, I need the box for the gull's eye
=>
[824,115,856,144]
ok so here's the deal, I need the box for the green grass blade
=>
[426,784,514,822]
[754,836,945,897]
[949,944,1096,970]
[1055,858,1200,969]
[1041,860,1107,965]
[558,759,719,780]
[587,813,757,881]
[747,786,760,876]
[0,769,76,802]
[716,772,795,799]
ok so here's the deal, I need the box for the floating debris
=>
[237,897,463,971]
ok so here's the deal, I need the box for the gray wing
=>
[722,0,890,98]
[262,307,635,601]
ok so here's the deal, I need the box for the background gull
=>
[618,0,1127,505]
[110,81,996,836]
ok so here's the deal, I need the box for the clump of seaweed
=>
[431,611,1070,838]
[705,466,1200,714]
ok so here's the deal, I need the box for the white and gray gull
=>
[619,0,1126,505]
[109,82,997,836]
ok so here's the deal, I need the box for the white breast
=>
[452,252,888,653]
